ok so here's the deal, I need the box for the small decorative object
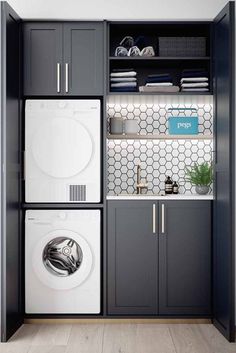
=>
[168,108,198,135]
[165,176,173,194]
[172,181,179,194]
[110,117,123,135]
[185,162,213,195]
[124,119,139,134]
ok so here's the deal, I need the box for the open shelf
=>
[108,92,213,96]
[109,56,211,61]
[108,22,212,96]
[107,134,213,140]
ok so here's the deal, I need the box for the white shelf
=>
[107,134,213,140]
[107,194,213,201]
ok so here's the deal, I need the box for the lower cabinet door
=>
[158,201,211,315]
[107,201,158,315]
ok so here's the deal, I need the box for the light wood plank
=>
[8,324,39,344]
[28,346,66,353]
[198,324,236,353]
[65,324,104,353]
[31,325,71,346]
[169,324,213,353]
[0,343,30,353]
[102,324,137,353]
[136,324,176,353]
[24,318,211,325]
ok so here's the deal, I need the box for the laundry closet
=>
[0,0,235,344]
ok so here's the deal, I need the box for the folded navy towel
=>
[112,68,135,73]
[182,69,208,78]
[146,76,173,84]
[147,73,171,79]
[110,87,137,92]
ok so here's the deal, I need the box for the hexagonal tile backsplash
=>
[107,95,213,195]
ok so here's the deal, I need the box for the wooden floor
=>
[0,324,235,353]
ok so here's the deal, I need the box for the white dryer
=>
[25,210,100,314]
[25,100,101,203]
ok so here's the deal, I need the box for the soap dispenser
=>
[165,176,173,194]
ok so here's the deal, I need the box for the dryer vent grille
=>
[69,185,86,201]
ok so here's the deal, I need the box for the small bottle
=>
[165,176,173,194]
[172,181,179,194]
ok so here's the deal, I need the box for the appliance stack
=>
[25,99,101,314]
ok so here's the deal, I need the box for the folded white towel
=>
[181,77,208,83]
[110,77,137,82]
[145,82,173,87]
[181,82,209,88]
[181,88,209,92]
[111,82,137,88]
[110,71,137,77]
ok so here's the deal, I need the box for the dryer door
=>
[32,117,93,178]
[32,229,93,290]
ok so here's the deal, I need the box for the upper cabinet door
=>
[23,23,63,96]
[63,23,104,95]
[159,201,212,316]
[213,1,235,341]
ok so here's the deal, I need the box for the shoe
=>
[115,46,128,57]
[127,46,141,56]
[120,36,134,49]
[140,46,155,56]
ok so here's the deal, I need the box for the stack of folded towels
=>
[139,73,180,93]
[110,68,137,92]
[180,69,209,92]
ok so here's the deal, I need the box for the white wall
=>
[5,0,232,20]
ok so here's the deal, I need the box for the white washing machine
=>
[25,210,100,314]
[25,99,101,203]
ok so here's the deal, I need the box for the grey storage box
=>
[158,37,206,57]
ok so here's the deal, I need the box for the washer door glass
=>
[32,118,93,178]
[33,230,93,290]
[43,237,83,277]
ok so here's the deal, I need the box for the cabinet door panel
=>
[63,23,104,95]
[107,201,158,315]
[213,1,235,341]
[24,23,63,95]
[159,201,211,315]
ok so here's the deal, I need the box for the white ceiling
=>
[5,0,232,20]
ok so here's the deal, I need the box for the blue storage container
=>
[168,108,198,135]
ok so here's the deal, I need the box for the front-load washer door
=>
[33,229,93,290]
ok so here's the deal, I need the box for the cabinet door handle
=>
[161,204,165,234]
[152,204,156,234]
[65,63,69,93]
[57,63,61,93]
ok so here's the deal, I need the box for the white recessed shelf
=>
[107,134,213,140]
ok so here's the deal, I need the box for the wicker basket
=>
[158,37,206,57]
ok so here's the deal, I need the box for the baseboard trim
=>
[24,318,211,324]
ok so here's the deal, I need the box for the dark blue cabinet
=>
[23,22,104,95]
[107,200,212,316]
[159,201,211,315]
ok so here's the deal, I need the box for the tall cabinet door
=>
[159,201,211,316]
[213,1,235,341]
[23,23,63,95]
[0,2,23,341]
[63,22,104,95]
[107,201,158,315]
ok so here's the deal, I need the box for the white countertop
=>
[107,194,213,200]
